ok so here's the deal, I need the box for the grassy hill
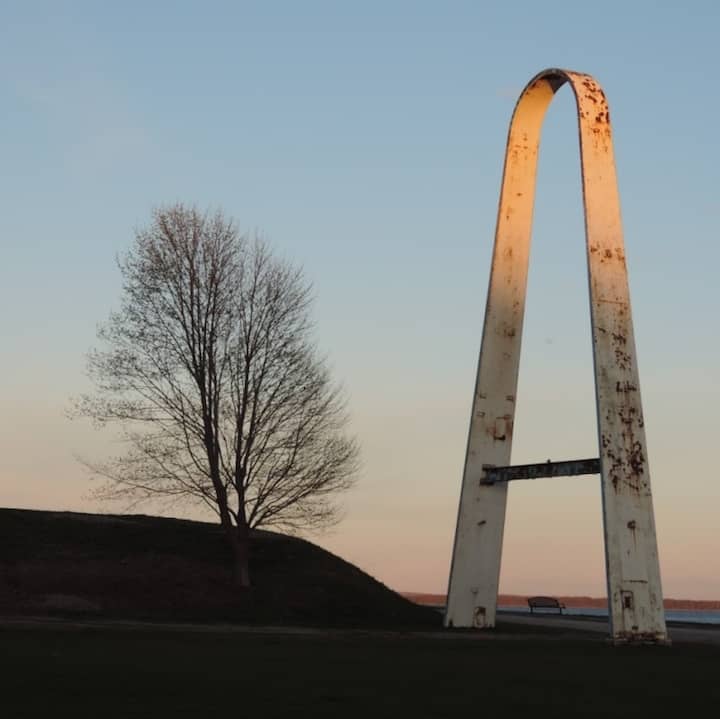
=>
[0,508,439,628]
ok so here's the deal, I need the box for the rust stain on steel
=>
[444,68,668,645]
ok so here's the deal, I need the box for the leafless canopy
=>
[77,205,359,547]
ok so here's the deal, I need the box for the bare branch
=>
[75,204,360,584]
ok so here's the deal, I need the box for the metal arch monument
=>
[444,68,668,644]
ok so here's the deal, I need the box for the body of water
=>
[499,605,720,625]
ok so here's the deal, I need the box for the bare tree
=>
[76,204,360,586]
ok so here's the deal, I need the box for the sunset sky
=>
[1,1,719,599]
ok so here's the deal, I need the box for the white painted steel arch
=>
[444,68,667,644]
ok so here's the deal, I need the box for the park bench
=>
[527,596,566,614]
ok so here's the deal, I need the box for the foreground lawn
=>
[3,625,719,717]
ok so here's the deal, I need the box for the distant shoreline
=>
[402,592,720,611]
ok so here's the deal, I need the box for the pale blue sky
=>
[1,1,719,597]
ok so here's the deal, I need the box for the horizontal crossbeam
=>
[480,458,601,485]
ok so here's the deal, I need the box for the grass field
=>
[4,624,719,718]
[3,509,718,716]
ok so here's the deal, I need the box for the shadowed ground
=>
[3,621,719,718]
[2,508,719,715]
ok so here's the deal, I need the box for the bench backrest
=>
[527,596,561,607]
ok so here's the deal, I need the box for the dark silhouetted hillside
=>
[0,508,439,628]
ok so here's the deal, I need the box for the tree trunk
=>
[214,481,251,588]
[230,519,251,588]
